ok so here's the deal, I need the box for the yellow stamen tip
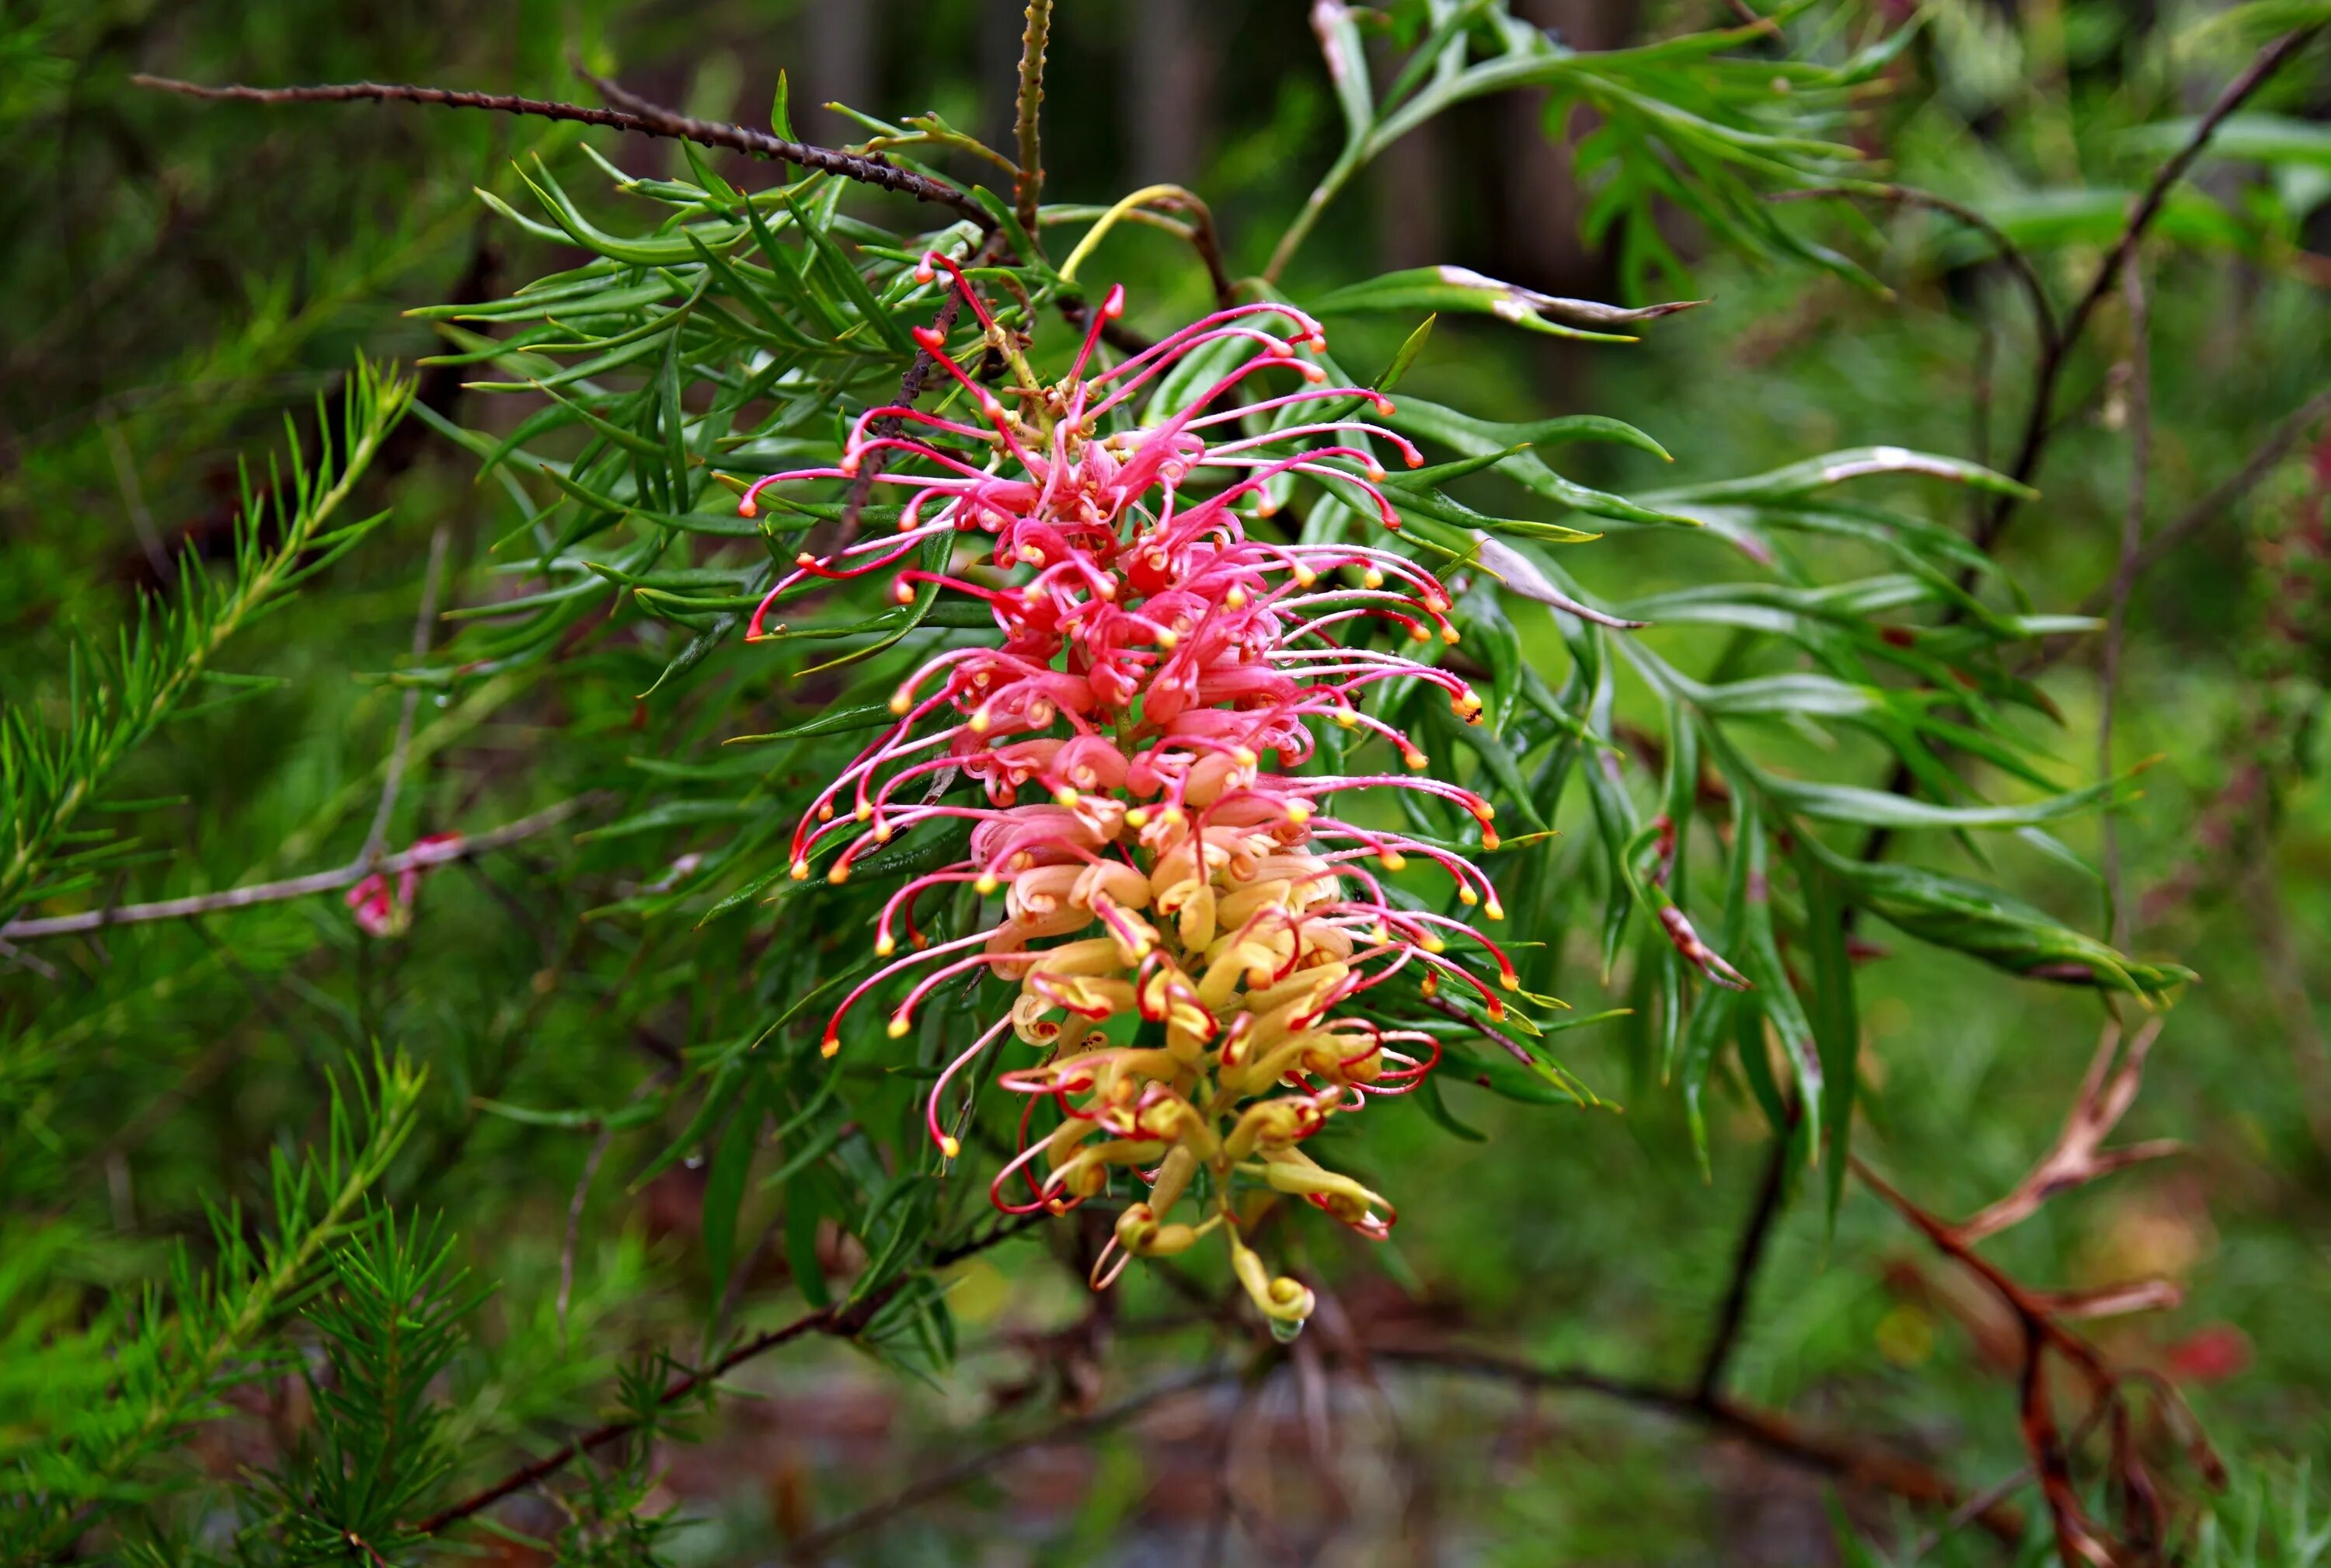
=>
[821,1040,841,1058]
[890,692,912,715]
[855,802,873,822]
[975,873,1000,895]
[968,712,990,733]
[1485,901,1506,922]
[887,1015,911,1039]
[1441,628,1461,645]
[790,860,810,881]
[940,1135,960,1159]
[1500,972,1519,989]
[1361,569,1385,590]
[1054,787,1079,808]
[1458,887,1479,906]
[1404,751,1429,771]
[828,862,851,885]
[875,936,896,957]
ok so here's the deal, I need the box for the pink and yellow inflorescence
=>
[736,257,1523,1333]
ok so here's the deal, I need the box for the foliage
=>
[2,1,2326,1564]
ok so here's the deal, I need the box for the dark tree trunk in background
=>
[981,0,1025,155]
[1121,0,1209,188]
[805,0,880,142]
[1493,0,1635,296]
[1373,73,1444,271]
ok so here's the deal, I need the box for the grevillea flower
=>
[734,257,1528,1335]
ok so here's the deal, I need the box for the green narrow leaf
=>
[1795,840,1857,1225]
[770,71,797,141]
[1378,314,1436,392]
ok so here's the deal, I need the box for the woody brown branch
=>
[0,795,601,940]
[130,76,991,227]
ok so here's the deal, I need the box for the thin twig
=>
[2081,381,2331,612]
[1972,25,2322,557]
[0,935,61,981]
[0,796,598,940]
[556,1122,616,1343]
[1014,2,1055,235]
[1854,1144,2205,1563]
[416,1213,1044,1535]
[786,1367,1228,1561]
[129,76,991,226]
[1693,1102,1800,1402]
[362,523,451,864]
[1773,184,2057,348]
[2246,865,2331,1158]
[102,416,172,582]
[1906,1462,2037,1562]
[1420,992,1535,1066]
[1858,28,2320,869]
[1371,1344,2025,1544]
[2099,255,2149,949]
[571,64,670,124]
[839,260,981,538]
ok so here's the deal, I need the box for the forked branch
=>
[1855,1019,2213,1566]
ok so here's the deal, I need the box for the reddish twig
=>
[1958,1019,2183,1243]
[129,76,991,227]
[1854,1019,2214,1566]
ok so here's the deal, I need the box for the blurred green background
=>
[3,2,2328,1563]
